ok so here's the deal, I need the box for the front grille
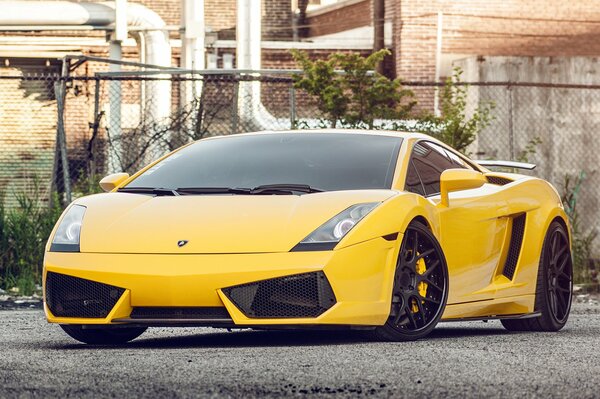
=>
[45,272,124,318]
[503,214,527,280]
[130,307,231,320]
[222,271,336,319]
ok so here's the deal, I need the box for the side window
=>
[405,161,426,196]
[410,141,469,196]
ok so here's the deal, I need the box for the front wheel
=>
[373,221,449,341]
[60,325,147,345]
[501,220,573,332]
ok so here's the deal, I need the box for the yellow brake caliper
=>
[412,256,428,313]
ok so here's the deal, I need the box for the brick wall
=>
[205,0,237,39]
[264,0,294,40]
[305,0,371,37]
[395,0,600,82]
[262,47,394,76]
[0,67,58,207]
[394,0,600,111]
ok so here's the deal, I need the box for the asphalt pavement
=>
[1,304,599,398]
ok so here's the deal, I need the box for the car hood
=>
[75,190,396,254]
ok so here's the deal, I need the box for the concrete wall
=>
[456,56,600,244]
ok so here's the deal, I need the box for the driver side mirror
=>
[440,169,487,207]
[99,173,130,192]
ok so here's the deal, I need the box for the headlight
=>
[292,202,380,251]
[50,204,86,252]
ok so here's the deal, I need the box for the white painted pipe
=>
[0,1,115,25]
[0,1,172,169]
[236,0,288,130]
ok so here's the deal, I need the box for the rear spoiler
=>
[475,160,536,170]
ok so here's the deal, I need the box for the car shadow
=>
[53,323,513,350]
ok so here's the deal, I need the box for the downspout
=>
[0,1,172,167]
[236,0,288,130]
[100,1,172,128]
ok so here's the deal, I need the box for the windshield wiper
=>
[176,187,252,195]
[117,187,179,196]
[175,184,323,195]
[248,184,323,194]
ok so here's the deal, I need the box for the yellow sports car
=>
[43,130,573,344]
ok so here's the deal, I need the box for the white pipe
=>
[236,0,288,130]
[180,0,205,113]
[0,1,172,169]
[181,0,205,71]
[0,1,115,25]
[0,1,171,117]
[236,0,260,70]
[108,41,123,171]
[101,1,172,131]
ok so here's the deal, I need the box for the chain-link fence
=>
[1,58,599,255]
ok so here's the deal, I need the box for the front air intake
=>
[130,307,231,320]
[45,272,124,318]
[222,271,336,319]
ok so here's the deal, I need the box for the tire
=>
[373,221,449,341]
[60,325,147,345]
[501,220,573,332]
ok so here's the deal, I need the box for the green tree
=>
[291,49,416,128]
[292,52,493,154]
[415,68,495,153]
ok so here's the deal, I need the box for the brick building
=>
[3,0,600,100]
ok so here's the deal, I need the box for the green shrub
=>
[292,52,493,154]
[562,172,597,283]
[291,49,416,129]
[0,182,62,294]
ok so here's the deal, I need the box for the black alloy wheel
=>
[374,221,449,341]
[502,220,573,332]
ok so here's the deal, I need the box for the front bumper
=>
[43,237,399,327]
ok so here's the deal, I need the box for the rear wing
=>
[475,160,536,170]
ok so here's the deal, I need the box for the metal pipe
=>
[108,40,123,172]
[236,0,288,130]
[0,1,173,170]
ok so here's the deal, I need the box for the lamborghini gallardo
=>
[43,130,573,344]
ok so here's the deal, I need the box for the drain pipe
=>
[0,1,172,168]
[236,0,287,130]
[180,0,205,113]
[99,1,172,128]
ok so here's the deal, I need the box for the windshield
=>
[125,133,403,192]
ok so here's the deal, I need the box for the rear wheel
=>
[373,221,449,341]
[501,220,573,332]
[60,325,147,345]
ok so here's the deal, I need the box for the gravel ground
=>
[1,304,600,398]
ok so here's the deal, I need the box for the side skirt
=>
[440,312,541,323]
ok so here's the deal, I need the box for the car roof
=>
[203,129,436,142]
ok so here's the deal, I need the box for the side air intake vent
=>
[486,175,514,186]
[222,271,336,319]
[503,214,527,280]
[45,272,124,318]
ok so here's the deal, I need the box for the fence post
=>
[507,83,515,160]
[87,77,102,180]
[53,59,72,205]
[231,78,239,134]
[290,83,297,129]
